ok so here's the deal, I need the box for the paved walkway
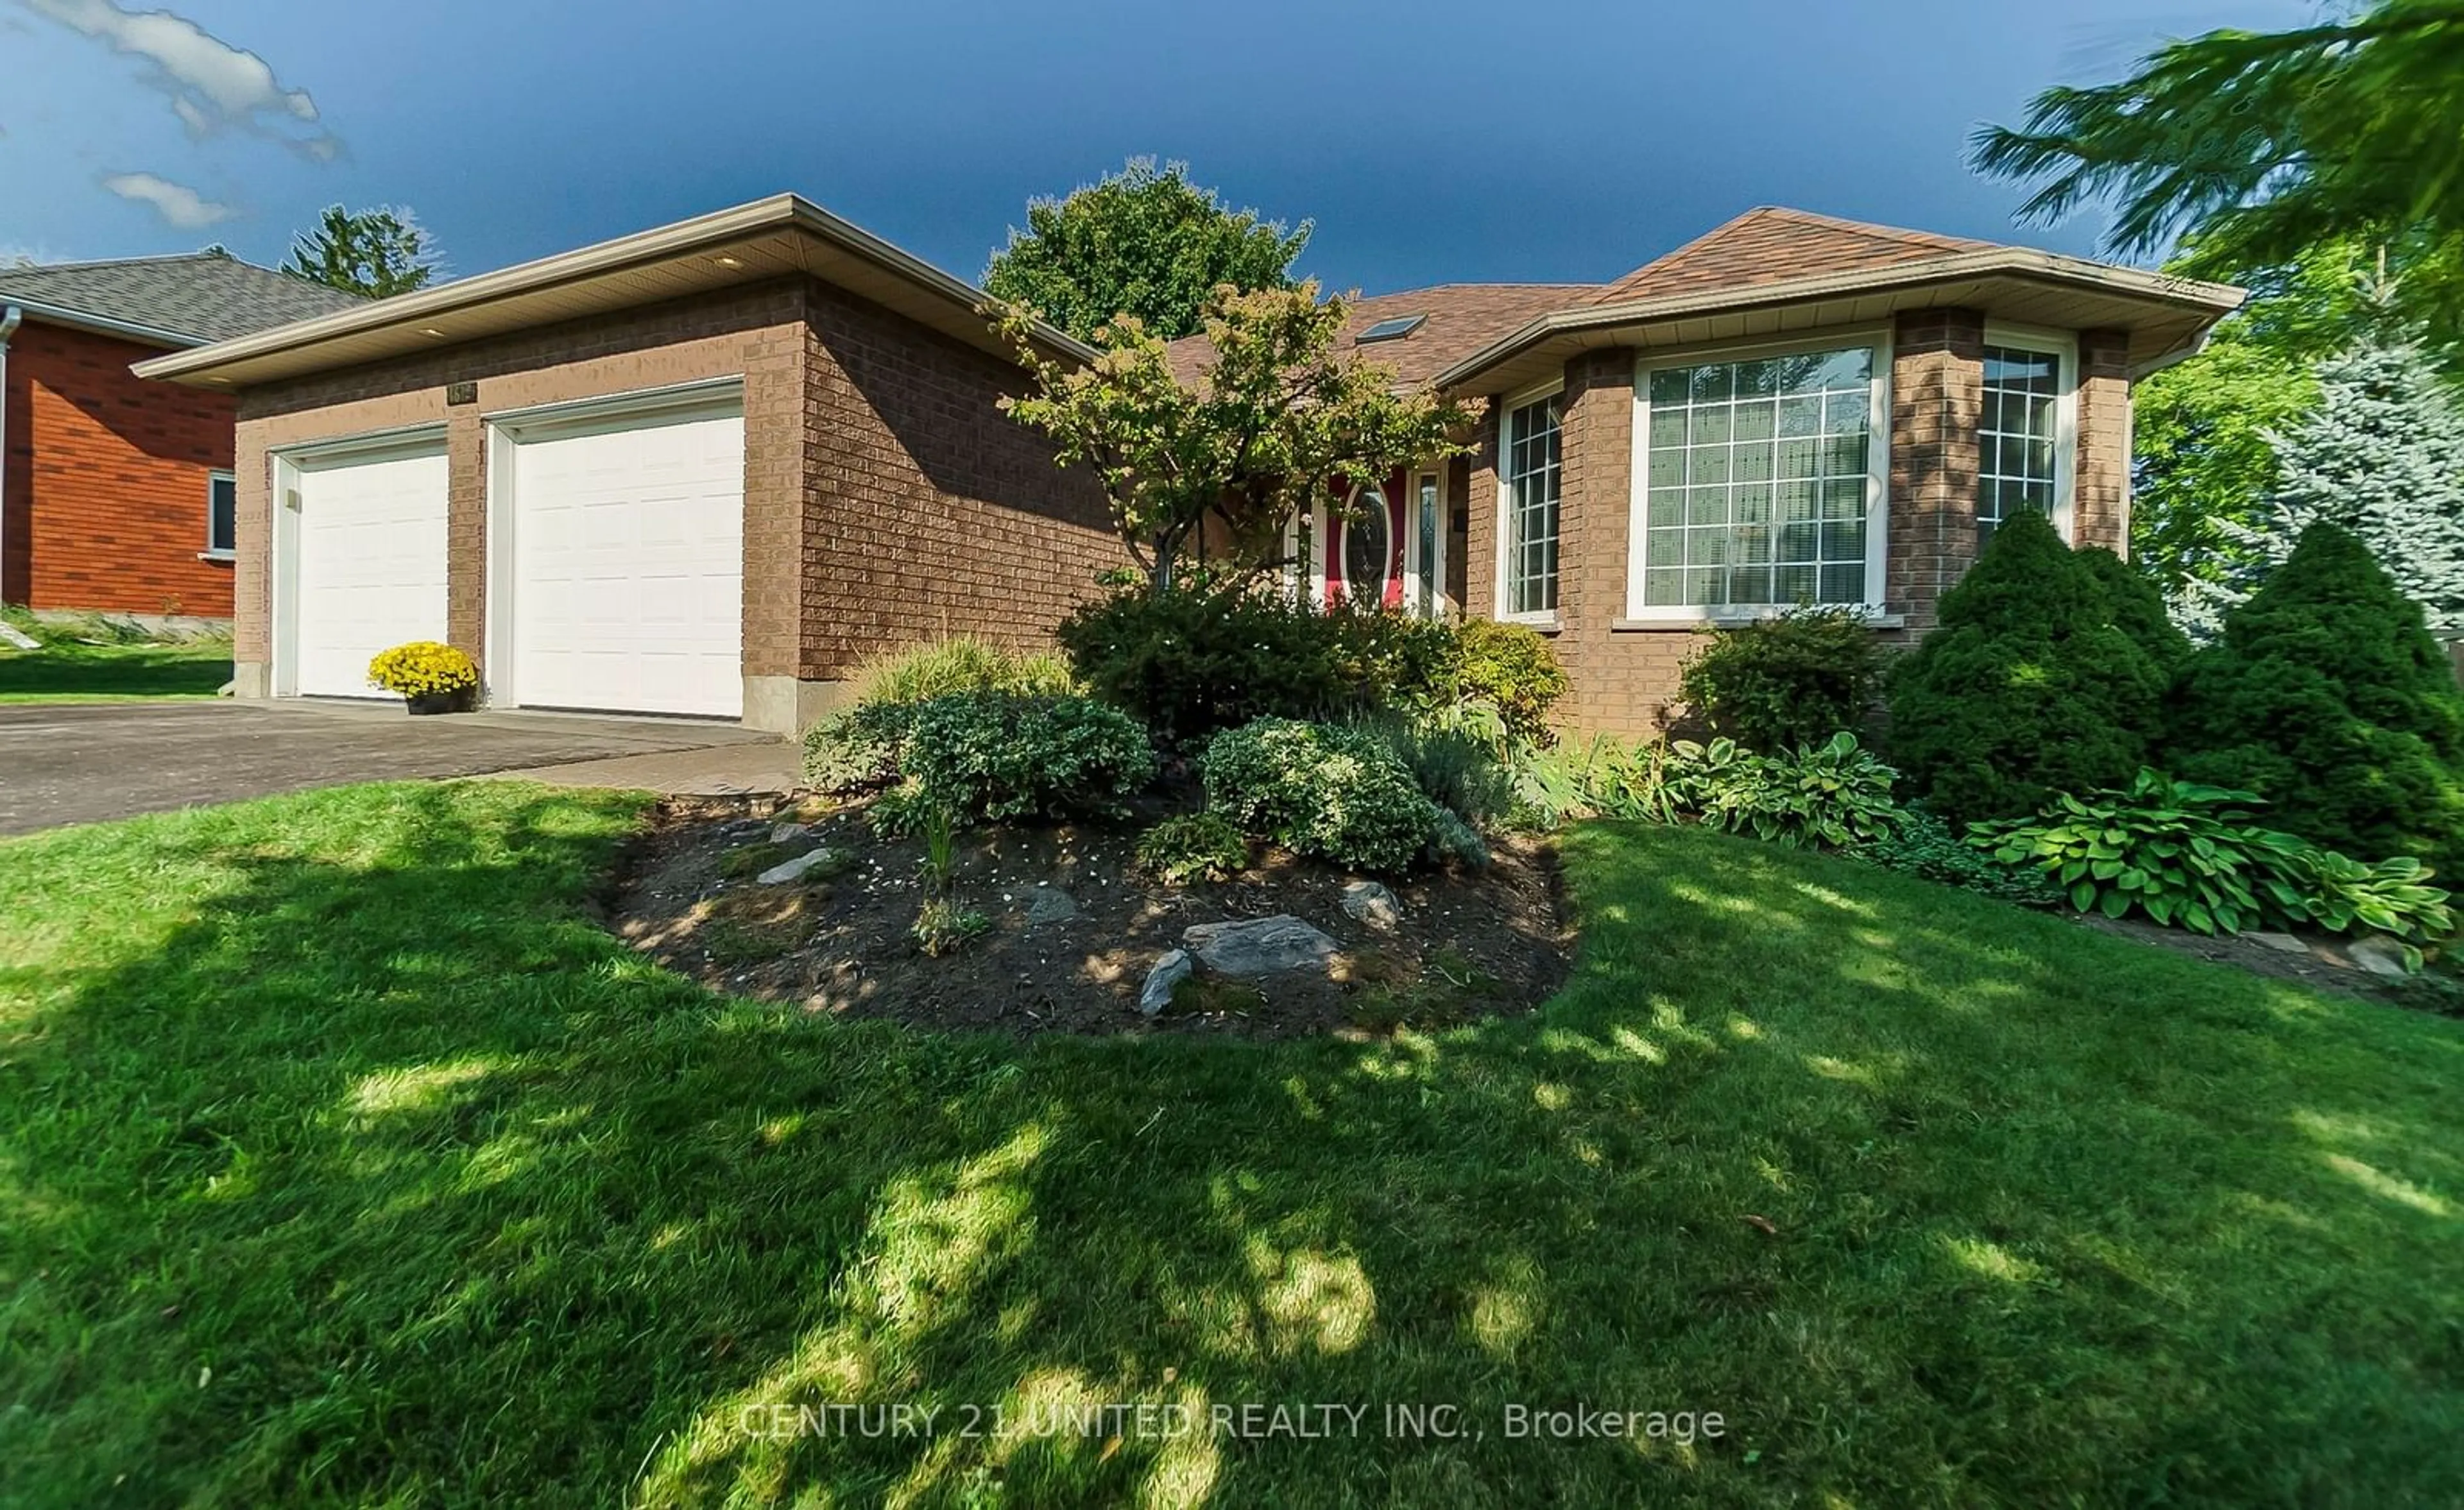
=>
[0,700,786,836]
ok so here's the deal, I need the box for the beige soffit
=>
[1433,248,2246,394]
[134,194,1095,388]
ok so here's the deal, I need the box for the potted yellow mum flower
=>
[367,641,480,715]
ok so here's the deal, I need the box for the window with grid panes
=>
[1502,393,1561,616]
[1978,345,2061,543]
[1639,346,1877,609]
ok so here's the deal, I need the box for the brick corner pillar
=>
[443,406,488,662]
[2073,328,2133,555]
[1886,309,1985,634]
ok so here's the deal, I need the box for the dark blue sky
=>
[2,0,2309,294]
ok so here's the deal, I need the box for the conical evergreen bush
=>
[2168,522,2464,865]
[1888,510,2170,825]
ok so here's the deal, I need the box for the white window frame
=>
[1978,323,2078,543]
[203,468,237,560]
[1405,466,1449,618]
[1493,380,1564,626]
[1623,328,1894,624]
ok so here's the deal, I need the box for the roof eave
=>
[1432,250,2246,392]
[132,193,1094,387]
[0,296,205,351]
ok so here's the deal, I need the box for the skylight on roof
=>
[1358,314,1426,343]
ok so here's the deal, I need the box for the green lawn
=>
[1,783,2456,1507]
[0,638,233,702]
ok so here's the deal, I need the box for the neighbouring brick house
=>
[0,253,361,621]
[1178,206,2243,734]
[139,196,2239,736]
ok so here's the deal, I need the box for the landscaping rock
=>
[1341,880,1403,930]
[2348,935,2413,978]
[757,847,837,886]
[1183,915,1339,978]
[1025,886,1078,926]
[2245,931,2309,954]
[771,821,810,844]
[1140,950,1192,1017]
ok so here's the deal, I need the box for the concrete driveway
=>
[0,700,795,836]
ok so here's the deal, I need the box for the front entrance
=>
[1306,465,1449,616]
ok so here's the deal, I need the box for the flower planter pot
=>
[404,688,474,716]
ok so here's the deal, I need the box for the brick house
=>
[137,196,2240,735]
[1186,207,2243,733]
[0,253,361,621]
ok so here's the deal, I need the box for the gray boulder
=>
[1341,880,1403,930]
[1183,915,1339,978]
[1140,949,1193,1017]
[1025,887,1079,926]
[757,847,838,886]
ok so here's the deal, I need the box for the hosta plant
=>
[366,641,477,698]
[2261,848,2454,969]
[1969,772,2306,935]
[1671,733,1904,851]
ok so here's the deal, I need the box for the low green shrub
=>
[1056,582,1365,749]
[1134,812,1251,885]
[1509,734,1682,830]
[801,638,1077,793]
[901,691,1157,822]
[1346,713,1514,827]
[802,702,913,794]
[1676,607,1885,752]
[1446,619,1568,748]
[1851,805,2064,908]
[1201,718,1448,873]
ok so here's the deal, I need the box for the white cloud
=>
[17,0,343,158]
[101,170,235,229]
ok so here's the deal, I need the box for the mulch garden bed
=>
[603,794,1573,1039]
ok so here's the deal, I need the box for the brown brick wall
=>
[4,321,236,616]
[1478,310,2140,738]
[796,282,1116,679]
[227,276,1113,709]
[2074,327,2132,553]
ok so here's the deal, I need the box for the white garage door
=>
[504,397,744,718]
[291,441,449,699]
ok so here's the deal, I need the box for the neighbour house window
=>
[1637,344,1881,611]
[207,471,237,556]
[1978,342,2068,543]
[1502,392,1561,618]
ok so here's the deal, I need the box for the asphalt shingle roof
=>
[1166,282,1602,392]
[0,252,366,346]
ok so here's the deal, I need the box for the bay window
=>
[1978,334,2075,543]
[1631,341,1885,614]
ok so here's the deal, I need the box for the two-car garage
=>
[275,384,746,719]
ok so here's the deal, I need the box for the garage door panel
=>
[291,446,449,699]
[507,405,742,718]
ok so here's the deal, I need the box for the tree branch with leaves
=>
[993,284,1476,593]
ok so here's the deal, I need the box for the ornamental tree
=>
[993,283,1475,593]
